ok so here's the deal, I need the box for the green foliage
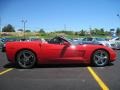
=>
[79,29,85,36]
[2,24,15,32]
[18,29,23,32]
[55,30,74,35]
[39,29,46,33]
[1,24,115,39]
[75,32,78,35]
[25,30,31,32]
[116,28,120,36]
[90,28,106,36]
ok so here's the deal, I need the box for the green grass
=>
[0,32,112,39]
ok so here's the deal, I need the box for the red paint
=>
[5,41,116,65]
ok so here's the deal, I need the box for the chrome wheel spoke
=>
[95,55,100,59]
[23,52,27,58]
[100,51,104,57]
[100,59,105,64]
[23,61,27,66]
[27,55,33,59]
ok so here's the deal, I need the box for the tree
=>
[91,28,105,35]
[18,29,23,32]
[79,29,85,36]
[39,29,45,33]
[55,30,74,35]
[90,29,95,35]
[105,31,110,36]
[2,24,15,32]
[93,28,99,35]
[116,28,120,36]
[75,32,78,35]
[25,30,31,32]
[100,28,105,35]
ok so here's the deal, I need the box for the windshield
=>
[63,37,82,45]
[95,38,106,41]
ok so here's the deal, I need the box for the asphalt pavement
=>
[0,50,120,90]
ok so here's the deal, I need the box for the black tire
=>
[16,50,36,69]
[92,49,109,67]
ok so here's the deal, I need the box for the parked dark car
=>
[1,38,18,52]
[0,38,4,49]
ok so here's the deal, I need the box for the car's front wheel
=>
[92,49,109,67]
[16,50,36,69]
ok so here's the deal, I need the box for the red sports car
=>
[5,36,116,68]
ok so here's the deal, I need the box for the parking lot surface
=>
[0,50,120,90]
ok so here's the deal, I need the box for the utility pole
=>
[116,14,120,35]
[21,20,27,39]
[64,24,66,31]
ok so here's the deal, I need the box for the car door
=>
[41,37,84,63]
[41,37,66,63]
[41,43,65,61]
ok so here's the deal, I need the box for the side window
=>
[87,38,93,41]
[82,38,87,41]
[82,38,93,41]
[49,37,63,44]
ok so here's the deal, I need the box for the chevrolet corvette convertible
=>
[5,36,116,68]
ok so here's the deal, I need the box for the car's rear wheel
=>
[16,50,36,69]
[92,49,109,67]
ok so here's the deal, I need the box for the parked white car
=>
[109,37,120,49]
[109,37,120,41]
[82,37,118,49]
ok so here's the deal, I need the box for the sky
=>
[0,0,120,32]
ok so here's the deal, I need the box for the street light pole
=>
[21,20,27,39]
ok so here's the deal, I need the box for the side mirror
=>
[63,42,70,46]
